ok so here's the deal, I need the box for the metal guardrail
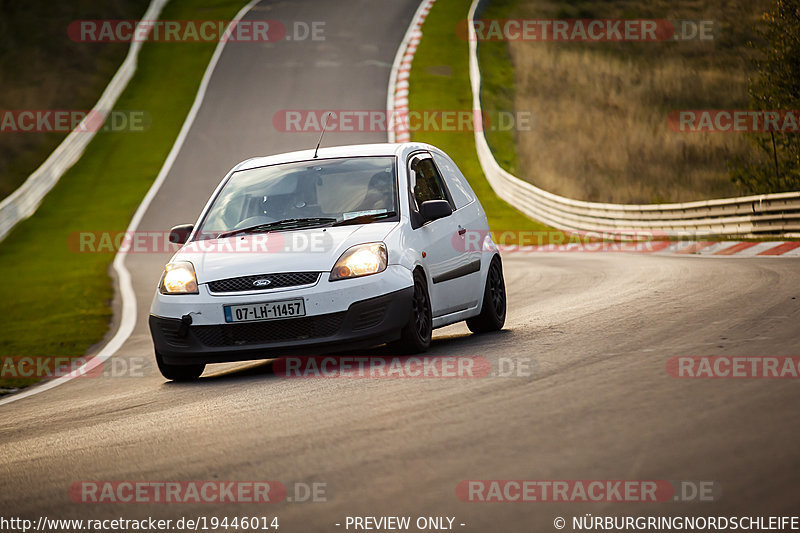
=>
[467,0,800,238]
[0,0,167,243]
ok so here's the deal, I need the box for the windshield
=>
[197,156,398,236]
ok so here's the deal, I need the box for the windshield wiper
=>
[331,211,397,227]
[218,217,336,239]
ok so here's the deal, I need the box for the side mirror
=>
[168,224,194,245]
[419,200,452,222]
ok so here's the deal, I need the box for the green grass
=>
[408,0,557,239]
[488,0,770,203]
[476,0,520,176]
[0,0,152,200]
[0,0,248,393]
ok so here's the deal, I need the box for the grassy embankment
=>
[0,0,151,200]
[484,0,771,203]
[0,0,248,393]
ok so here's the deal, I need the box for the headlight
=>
[330,243,388,281]
[159,261,198,294]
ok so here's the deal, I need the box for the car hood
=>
[174,222,398,283]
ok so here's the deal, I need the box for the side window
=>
[408,154,451,211]
[432,151,476,209]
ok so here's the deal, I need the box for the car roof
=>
[233,142,437,172]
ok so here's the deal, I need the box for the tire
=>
[155,350,205,381]
[392,270,433,354]
[466,256,506,333]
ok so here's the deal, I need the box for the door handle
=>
[458,227,467,236]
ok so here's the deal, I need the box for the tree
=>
[731,0,800,193]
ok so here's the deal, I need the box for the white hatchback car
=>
[149,143,506,380]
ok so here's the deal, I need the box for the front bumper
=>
[149,288,414,365]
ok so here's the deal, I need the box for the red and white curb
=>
[498,241,800,257]
[387,0,435,143]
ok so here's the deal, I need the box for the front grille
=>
[192,313,346,347]
[207,272,320,293]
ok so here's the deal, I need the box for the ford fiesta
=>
[149,143,506,380]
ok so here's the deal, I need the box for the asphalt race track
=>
[1,0,799,531]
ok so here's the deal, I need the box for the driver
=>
[358,171,393,211]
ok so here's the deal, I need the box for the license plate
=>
[224,299,306,323]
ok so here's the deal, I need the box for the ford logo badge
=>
[252,279,271,287]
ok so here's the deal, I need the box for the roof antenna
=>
[313,112,333,158]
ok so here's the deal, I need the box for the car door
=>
[432,150,486,306]
[407,152,481,317]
